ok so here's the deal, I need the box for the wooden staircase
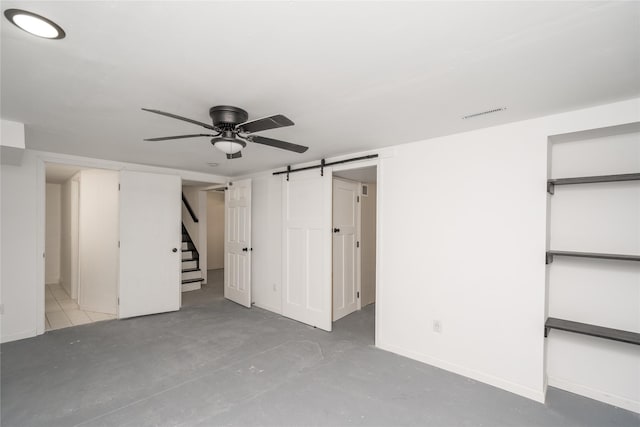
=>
[181,224,203,291]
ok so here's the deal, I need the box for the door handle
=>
[333,228,340,233]
[172,248,178,253]
[242,247,248,252]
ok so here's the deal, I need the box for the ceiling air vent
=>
[462,107,507,120]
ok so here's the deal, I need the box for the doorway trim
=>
[331,158,381,345]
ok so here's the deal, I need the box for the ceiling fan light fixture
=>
[4,9,65,39]
[211,137,245,155]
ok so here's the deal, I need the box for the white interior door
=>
[332,178,359,321]
[119,171,181,319]
[224,179,252,308]
[282,169,332,331]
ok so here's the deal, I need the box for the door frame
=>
[331,159,381,344]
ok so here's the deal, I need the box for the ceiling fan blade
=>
[249,135,308,153]
[142,108,218,131]
[144,134,216,141]
[237,114,294,134]
[226,151,242,159]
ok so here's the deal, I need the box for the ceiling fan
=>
[142,105,308,159]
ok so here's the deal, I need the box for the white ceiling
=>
[2,1,639,177]
[45,162,82,183]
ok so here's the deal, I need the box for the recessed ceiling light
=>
[207,162,219,167]
[4,9,65,39]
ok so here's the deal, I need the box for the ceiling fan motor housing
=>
[209,105,248,127]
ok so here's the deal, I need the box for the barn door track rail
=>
[273,154,378,181]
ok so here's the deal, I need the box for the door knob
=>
[172,248,178,253]
[242,247,248,252]
[333,228,340,233]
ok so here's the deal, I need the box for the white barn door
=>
[224,179,252,308]
[282,169,332,331]
[119,171,181,318]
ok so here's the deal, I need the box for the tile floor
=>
[45,284,116,331]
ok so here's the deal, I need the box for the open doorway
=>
[176,178,252,309]
[331,165,377,337]
[44,164,118,331]
[179,182,227,307]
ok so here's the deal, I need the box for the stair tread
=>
[182,268,201,273]
[181,278,204,284]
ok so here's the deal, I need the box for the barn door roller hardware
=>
[273,154,379,179]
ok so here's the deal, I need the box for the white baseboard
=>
[377,341,545,403]
[181,282,201,292]
[1,328,37,343]
[548,376,640,414]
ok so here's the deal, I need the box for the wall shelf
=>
[547,172,640,194]
[545,317,640,346]
[546,250,640,264]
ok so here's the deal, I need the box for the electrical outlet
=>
[433,320,442,333]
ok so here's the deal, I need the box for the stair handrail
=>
[182,223,200,268]
[182,192,199,223]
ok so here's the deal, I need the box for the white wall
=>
[547,127,640,412]
[0,119,25,165]
[377,121,550,401]
[45,183,62,285]
[375,99,639,404]
[1,153,40,342]
[78,170,119,314]
[207,191,225,270]
[59,177,79,298]
[361,183,377,307]
[1,149,226,343]
[251,174,283,312]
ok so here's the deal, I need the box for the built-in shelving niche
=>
[546,121,640,346]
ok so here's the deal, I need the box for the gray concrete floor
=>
[1,270,638,426]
